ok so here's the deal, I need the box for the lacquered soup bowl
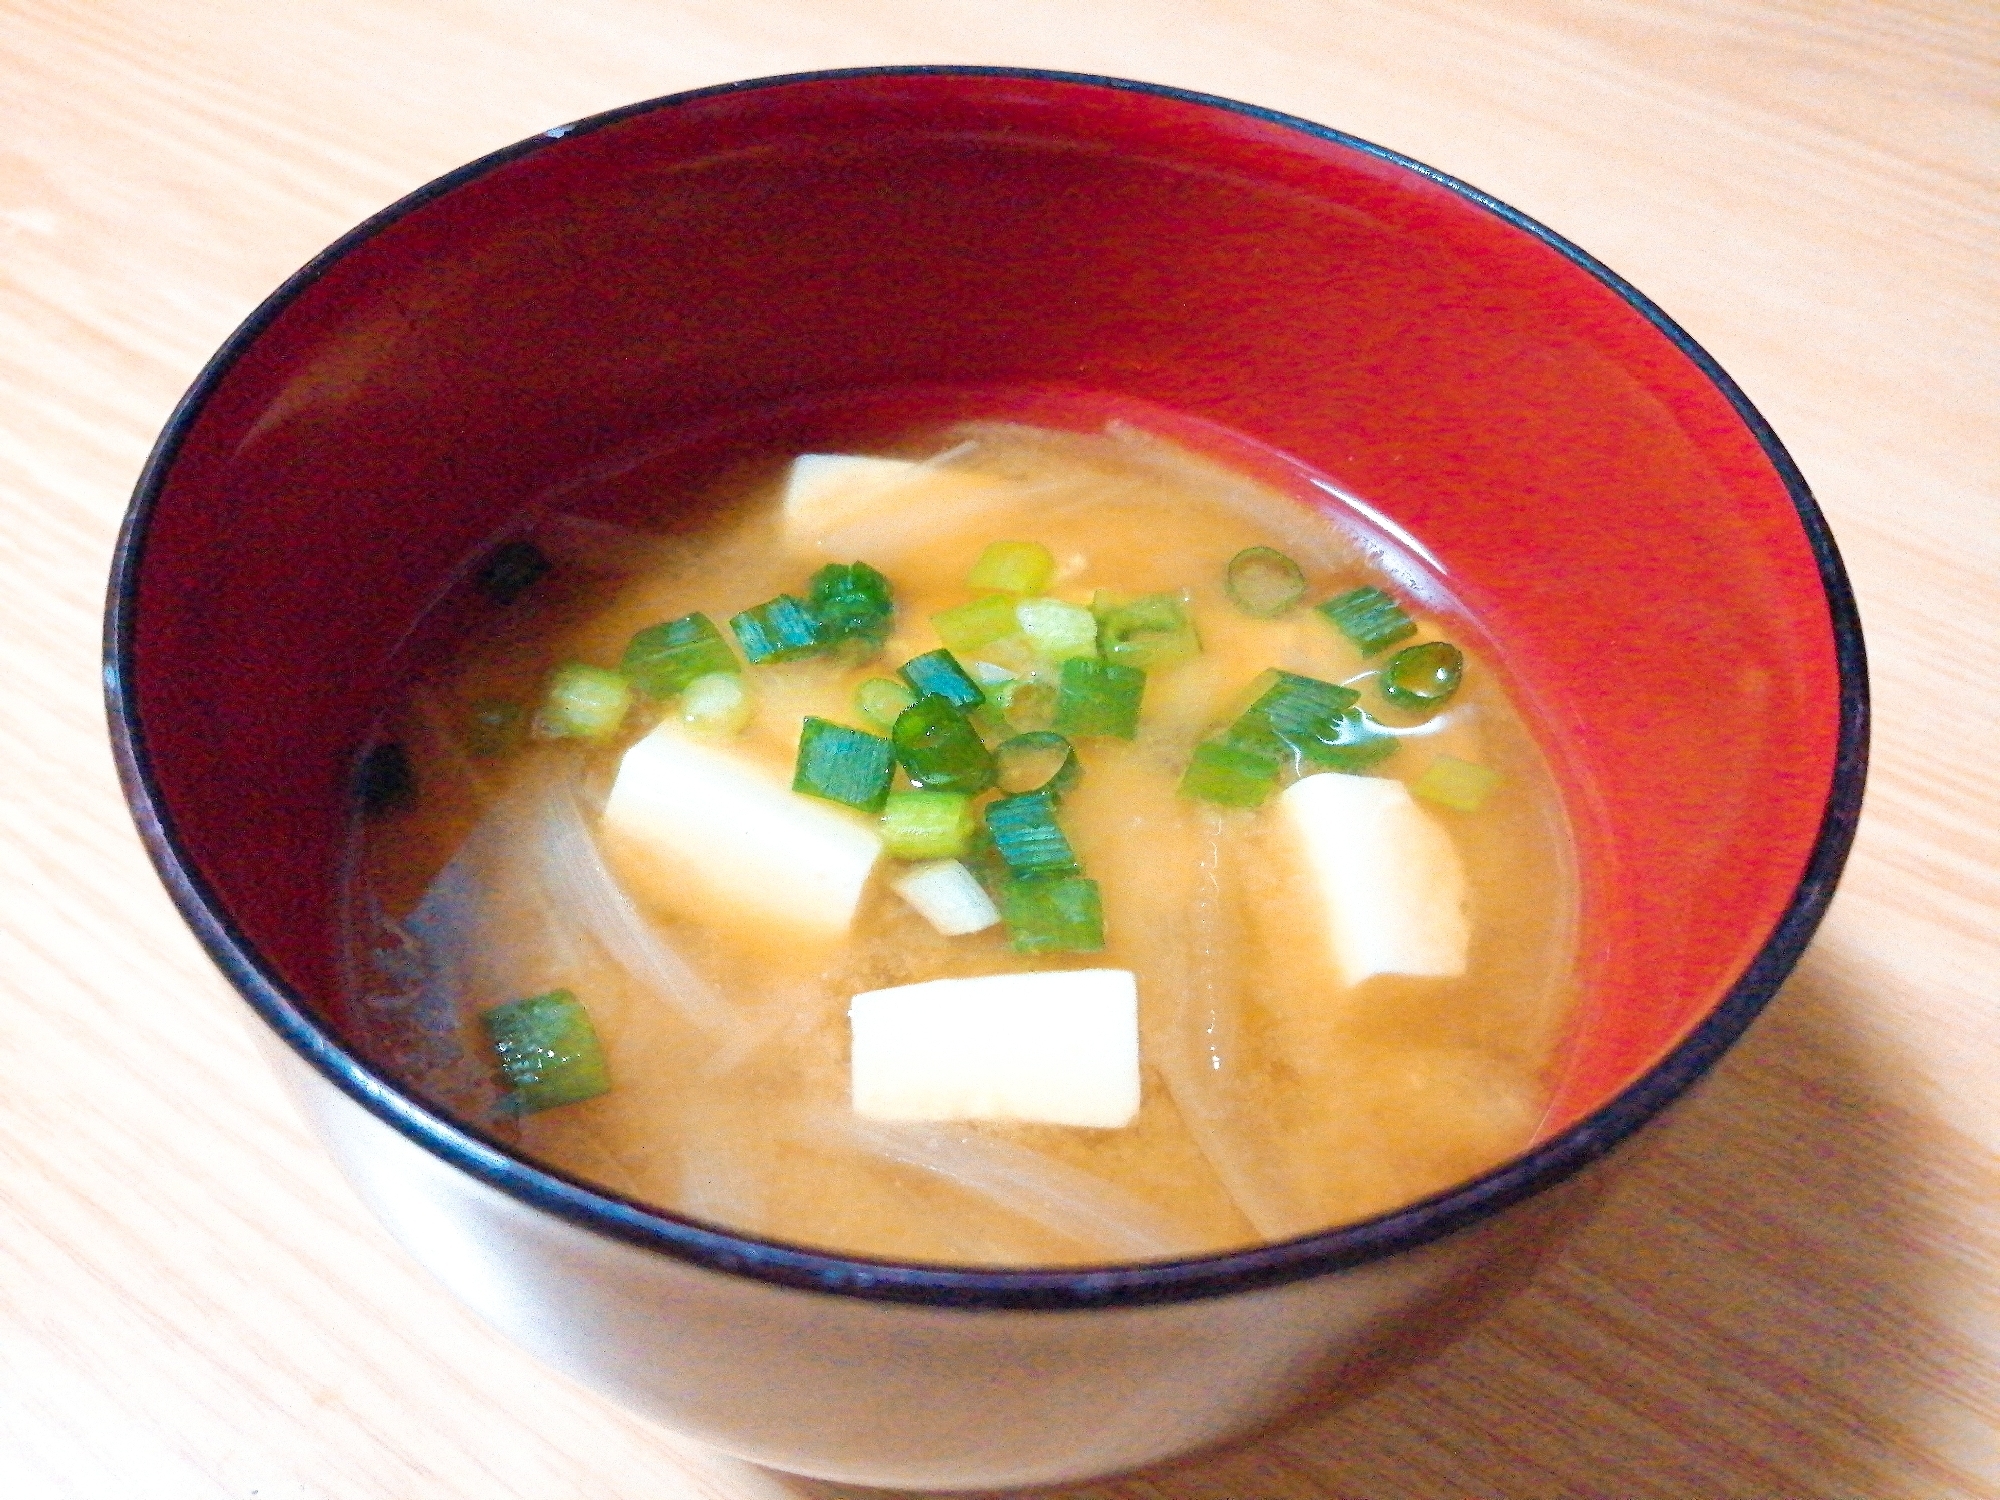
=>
[106,68,1867,1490]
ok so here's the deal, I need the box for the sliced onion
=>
[519,761,738,1042]
[1147,821,1305,1242]
[842,1116,1190,1261]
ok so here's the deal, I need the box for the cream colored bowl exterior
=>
[265,1036,1598,1489]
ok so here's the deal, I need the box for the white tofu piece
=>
[783,454,921,534]
[850,970,1141,1128]
[1276,772,1469,988]
[782,453,1010,560]
[600,722,881,944]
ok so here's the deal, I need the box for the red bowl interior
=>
[115,72,1853,1218]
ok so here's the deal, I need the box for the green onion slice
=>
[961,824,1012,899]
[792,716,895,812]
[992,679,1058,733]
[622,612,739,697]
[1318,585,1417,656]
[1411,754,1502,812]
[932,593,1021,656]
[892,696,996,795]
[1052,657,1146,739]
[993,732,1081,799]
[679,672,752,736]
[534,663,633,742]
[476,539,551,605]
[355,741,415,816]
[1224,546,1307,617]
[1179,740,1282,808]
[808,561,896,654]
[483,989,611,1115]
[985,790,1080,879]
[731,594,827,664]
[1015,598,1100,663]
[880,790,976,860]
[1000,875,1105,954]
[1092,590,1201,670]
[1307,707,1400,771]
[855,676,918,732]
[899,648,986,711]
[1222,669,1360,765]
[1379,640,1465,712]
[968,540,1056,595]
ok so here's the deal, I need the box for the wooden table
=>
[4,2,1993,1495]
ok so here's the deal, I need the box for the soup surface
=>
[341,421,1576,1266]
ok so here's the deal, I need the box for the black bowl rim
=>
[104,65,1869,1312]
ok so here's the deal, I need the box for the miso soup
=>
[341,422,1576,1266]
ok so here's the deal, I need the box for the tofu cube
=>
[600,722,881,944]
[782,453,1009,560]
[850,969,1141,1128]
[1276,771,1469,988]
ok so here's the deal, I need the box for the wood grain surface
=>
[2,2,1994,1496]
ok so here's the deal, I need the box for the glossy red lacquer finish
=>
[120,73,1848,1202]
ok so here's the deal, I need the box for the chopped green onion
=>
[808,561,896,654]
[968,540,1056,595]
[534,663,633,742]
[899,649,986,711]
[991,678,1058,733]
[994,732,1081,798]
[855,676,917,732]
[961,824,1011,899]
[355,741,415,816]
[933,593,1020,655]
[731,594,827,664]
[1307,707,1400,771]
[967,633,1045,678]
[476,539,550,605]
[892,696,996,794]
[968,661,1017,688]
[1412,755,1502,812]
[1016,598,1099,663]
[679,672,752,736]
[1224,546,1307,617]
[1222,669,1360,765]
[1052,657,1146,739]
[465,699,525,758]
[1318,585,1417,656]
[881,790,976,860]
[985,791,1079,879]
[1092,591,1201,670]
[482,989,611,1115]
[1379,641,1465,712]
[792,717,895,812]
[622,612,739,697]
[1000,875,1105,954]
[1179,741,1282,808]
[891,859,1001,936]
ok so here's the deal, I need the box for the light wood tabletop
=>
[3,2,1994,1496]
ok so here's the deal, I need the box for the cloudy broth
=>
[341,422,1576,1266]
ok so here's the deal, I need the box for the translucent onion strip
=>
[841,1116,1193,1262]
[1149,820,1305,1242]
[521,761,740,1043]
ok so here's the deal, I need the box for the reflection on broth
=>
[340,422,1576,1267]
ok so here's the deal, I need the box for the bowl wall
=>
[109,68,1863,1485]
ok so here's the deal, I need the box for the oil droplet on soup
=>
[341,422,1577,1266]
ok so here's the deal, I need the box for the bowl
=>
[106,67,1867,1490]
